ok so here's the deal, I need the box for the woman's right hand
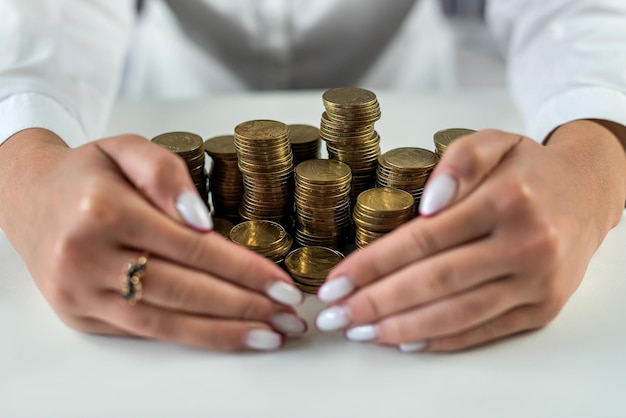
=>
[0,129,305,351]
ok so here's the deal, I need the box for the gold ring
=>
[121,253,149,304]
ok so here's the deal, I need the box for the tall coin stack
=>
[152,132,208,204]
[294,159,352,249]
[353,188,415,249]
[285,246,345,295]
[234,120,294,223]
[433,128,476,157]
[376,147,439,211]
[289,124,321,166]
[204,135,243,220]
[319,87,382,201]
[229,220,293,263]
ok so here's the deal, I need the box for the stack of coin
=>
[376,147,439,210]
[289,124,321,166]
[285,246,345,295]
[294,159,352,250]
[433,128,476,157]
[229,220,293,263]
[152,132,208,204]
[319,87,382,200]
[353,187,414,249]
[204,135,244,220]
[212,218,235,240]
[234,120,294,223]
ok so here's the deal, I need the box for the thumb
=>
[419,129,523,216]
[96,134,213,231]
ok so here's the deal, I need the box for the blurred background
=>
[441,0,506,89]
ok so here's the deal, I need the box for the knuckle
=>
[445,141,482,181]
[45,277,80,313]
[426,261,458,296]
[361,290,385,320]
[137,313,173,339]
[75,182,121,230]
[237,297,273,321]
[408,224,441,256]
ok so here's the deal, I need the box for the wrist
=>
[0,129,71,229]
[546,120,626,234]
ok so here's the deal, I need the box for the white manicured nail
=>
[419,173,457,216]
[398,341,428,353]
[316,306,351,331]
[346,324,378,342]
[245,329,283,351]
[270,313,307,334]
[176,190,213,231]
[317,276,355,303]
[266,282,304,306]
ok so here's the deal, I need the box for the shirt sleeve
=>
[486,0,626,142]
[0,0,135,148]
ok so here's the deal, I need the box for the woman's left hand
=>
[315,120,626,352]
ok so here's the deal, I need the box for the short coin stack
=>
[234,120,294,223]
[229,220,293,263]
[319,87,382,201]
[294,159,352,250]
[433,128,476,157]
[204,135,244,220]
[289,124,321,166]
[376,147,439,211]
[285,246,345,295]
[353,187,414,249]
[152,132,208,204]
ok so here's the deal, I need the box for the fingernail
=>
[175,190,213,231]
[317,276,355,303]
[245,329,283,351]
[419,173,457,216]
[270,312,307,334]
[346,324,378,342]
[316,306,351,331]
[266,282,304,306]
[398,341,428,353]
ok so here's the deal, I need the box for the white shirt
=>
[1,0,626,148]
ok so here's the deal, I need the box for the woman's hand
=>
[315,120,626,352]
[0,129,305,351]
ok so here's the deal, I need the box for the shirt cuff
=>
[530,87,626,142]
[0,93,88,148]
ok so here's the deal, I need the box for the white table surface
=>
[1,90,625,418]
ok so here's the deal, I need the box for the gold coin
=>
[234,120,289,141]
[323,87,378,109]
[212,218,235,239]
[229,220,286,249]
[433,128,476,148]
[382,148,438,171]
[295,159,352,184]
[356,187,414,213]
[152,132,203,154]
[204,135,237,156]
[285,246,344,280]
[289,124,320,144]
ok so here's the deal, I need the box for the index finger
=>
[318,188,495,302]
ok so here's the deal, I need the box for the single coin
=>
[433,128,477,147]
[204,135,237,156]
[382,148,438,170]
[323,87,377,108]
[229,220,286,249]
[152,132,203,154]
[357,187,415,213]
[212,218,235,239]
[285,246,345,280]
[295,159,352,184]
[234,120,289,141]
